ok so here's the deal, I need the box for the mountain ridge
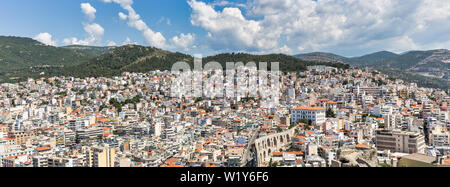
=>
[0,36,448,90]
[294,49,449,90]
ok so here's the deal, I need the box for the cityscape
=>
[0,0,449,169]
[1,65,449,167]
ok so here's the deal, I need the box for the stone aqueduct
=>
[253,128,296,166]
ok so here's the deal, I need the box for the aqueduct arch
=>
[253,128,296,167]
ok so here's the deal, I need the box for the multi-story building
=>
[375,130,426,154]
[32,156,48,167]
[8,131,35,145]
[430,133,450,147]
[355,86,382,97]
[291,106,326,124]
[76,128,103,143]
[0,125,8,133]
[48,157,69,167]
[86,146,116,167]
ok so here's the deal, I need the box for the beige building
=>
[86,146,116,167]
[0,125,8,133]
[375,130,425,154]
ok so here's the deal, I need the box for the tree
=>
[343,80,349,85]
[109,98,123,113]
[326,108,336,118]
[423,121,429,144]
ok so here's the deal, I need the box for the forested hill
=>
[0,36,94,82]
[58,47,350,78]
[0,36,93,69]
[203,53,350,72]
[55,45,193,78]
[0,36,348,81]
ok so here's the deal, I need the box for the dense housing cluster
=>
[0,66,449,167]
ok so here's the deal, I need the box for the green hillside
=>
[51,46,349,78]
[1,36,445,90]
[203,53,350,72]
[348,51,399,65]
[294,52,348,63]
[0,36,94,82]
[62,45,115,57]
[55,45,193,78]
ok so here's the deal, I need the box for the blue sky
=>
[1,0,449,57]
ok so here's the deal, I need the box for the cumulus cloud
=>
[33,32,57,46]
[64,3,105,46]
[210,0,246,8]
[122,37,132,45]
[63,22,105,46]
[171,33,196,51]
[188,0,274,52]
[102,0,167,48]
[81,3,96,21]
[106,40,117,46]
[118,12,127,20]
[102,0,195,51]
[188,0,450,56]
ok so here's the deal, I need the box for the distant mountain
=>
[0,36,93,68]
[55,47,349,78]
[294,51,399,64]
[293,49,450,90]
[0,36,350,82]
[294,52,347,63]
[56,45,193,78]
[0,36,94,82]
[202,52,349,72]
[62,45,115,56]
[1,36,446,90]
[349,51,399,63]
[349,49,450,81]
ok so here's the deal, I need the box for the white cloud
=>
[188,0,450,56]
[171,33,195,51]
[81,3,96,21]
[63,23,105,46]
[106,40,117,46]
[103,0,195,51]
[210,0,246,8]
[276,45,292,54]
[84,23,104,38]
[102,0,167,48]
[188,0,273,51]
[118,12,127,20]
[122,37,133,45]
[63,3,105,46]
[33,33,57,46]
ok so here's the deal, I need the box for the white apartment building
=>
[291,106,326,124]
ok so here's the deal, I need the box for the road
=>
[240,127,259,167]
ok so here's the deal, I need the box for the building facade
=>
[291,106,326,124]
[375,130,426,154]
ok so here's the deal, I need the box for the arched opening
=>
[273,138,278,147]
